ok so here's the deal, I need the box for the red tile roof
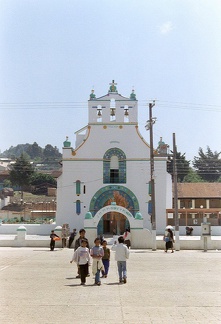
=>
[177,183,221,198]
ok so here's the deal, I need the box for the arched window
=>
[103,148,126,183]
[76,200,81,215]
[76,180,81,196]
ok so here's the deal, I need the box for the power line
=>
[0,99,221,111]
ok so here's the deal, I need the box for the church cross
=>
[109,80,117,87]
[109,80,118,92]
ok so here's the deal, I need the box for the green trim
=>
[90,185,139,216]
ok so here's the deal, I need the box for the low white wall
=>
[131,228,151,249]
[0,224,59,235]
[1,233,220,250]
[0,236,62,248]
[1,223,221,236]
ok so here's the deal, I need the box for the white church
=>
[56,81,172,247]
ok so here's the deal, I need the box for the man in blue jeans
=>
[111,236,130,283]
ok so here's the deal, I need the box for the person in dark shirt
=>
[50,230,59,251]
[68,228,77,248]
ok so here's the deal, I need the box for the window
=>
[76,180,81,195]
[103,148,126,183]
[110,169,119,183]
[76,200,81,215]
[110,99,116,121]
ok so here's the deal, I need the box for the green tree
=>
[1,144,30,159]
[30,173,57,186]
[193,146,221,182]
[9,154,35,202]
[183,168,204,182]
[43,144,61,159]
[167,151,190,182]
[3,179,12,188]
[26,142,43,159]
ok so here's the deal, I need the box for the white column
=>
[206,199,210,209]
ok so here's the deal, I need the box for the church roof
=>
[89,80,137,101]
[96,93,132,101]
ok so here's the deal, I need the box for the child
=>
[101,240,110,278]
[74,229,90,278]
[123,228,131,248]
[111,236,129,284]
[49,230,59,251]
[90,238,104,286]
[70,239,91,285]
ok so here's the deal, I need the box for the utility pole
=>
[173,133,180,250]
[146,101,156,251]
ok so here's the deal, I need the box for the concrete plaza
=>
[0,246,221,324]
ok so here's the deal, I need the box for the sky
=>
[1,0,221,162]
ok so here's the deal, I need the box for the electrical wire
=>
[0,99,221,112]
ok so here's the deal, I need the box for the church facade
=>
[56,81,172,236]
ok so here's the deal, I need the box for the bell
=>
[111,109,115,116]
[124,109,129,116]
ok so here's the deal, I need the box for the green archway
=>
[89,185,140,235]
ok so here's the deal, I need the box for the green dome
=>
[135,212,143,220]
[63,136,71,147]
[85,212,93,219]
[130,89,136,100]
[90,89,96,99]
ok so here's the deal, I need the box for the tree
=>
[3,179,12,188]
[183,168,204,183]
[9,154,35,202]
[30,173,57,186]
[26,142,43,160]
[193,146,221,182]
[167,151,190,182]
[43,144,61,159]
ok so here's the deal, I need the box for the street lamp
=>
[145,101,157,251]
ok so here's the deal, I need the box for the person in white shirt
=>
[111,236,129,284]
[70,239,91,285]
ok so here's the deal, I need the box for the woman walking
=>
[164,228,174,253]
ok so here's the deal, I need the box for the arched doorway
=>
[89,185,139,235]
[99,204,130,235]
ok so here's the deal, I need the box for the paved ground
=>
[0,246,221,324]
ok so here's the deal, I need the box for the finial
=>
[130,88,136,100]
[109,80,118,93]
[90,89,96,100]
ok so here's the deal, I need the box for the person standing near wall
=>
[61,224,70,248]
[68,228,77,248]
[164,229,174,253]
[49,230,59,251]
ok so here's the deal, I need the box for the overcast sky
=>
[1,0,221,162]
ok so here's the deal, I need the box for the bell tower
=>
[88,80,138,124]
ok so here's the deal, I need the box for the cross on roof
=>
[109,80,118,93]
